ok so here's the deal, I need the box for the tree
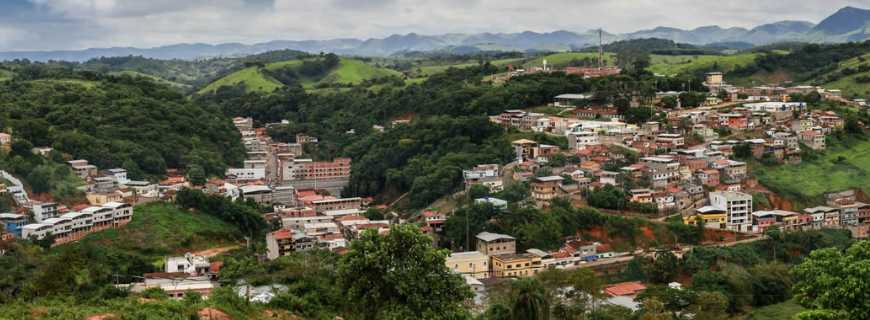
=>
[644,251,680,284]
[507,278,550,320]
[689,291,729,320]
[338,224,471,320]
[637,298,670,320]
[792,240,870,320]
[749,262,792,306]
[186,164,207,186]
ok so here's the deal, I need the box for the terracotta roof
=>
[605,281,647,296]
[336,215,367,222]
[271,229,293,240]
[210,261,223,273]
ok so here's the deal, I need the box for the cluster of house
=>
[684,189,870,237]
[264,194,388,259]
[703,72,864,105]
[484,77,857,217]
[446,232,621,280]
[444,231,637,309]
[0,201,133,245]
[222,117,352,202]
[506,57,621,80]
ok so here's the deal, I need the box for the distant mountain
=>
[742,21,815,44]
[813,6,870,35]
[1,6,868,61]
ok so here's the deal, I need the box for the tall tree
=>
[508,278,551,320]
[338,224,471,320]
[792,240,870,320]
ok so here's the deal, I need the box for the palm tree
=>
[510,278,550,320]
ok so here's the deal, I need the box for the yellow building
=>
[86,192,123,206]
[491,253,542,278]
[683,212,726,229]
[445,251,489,279]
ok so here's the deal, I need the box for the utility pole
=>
[465,208,469,251]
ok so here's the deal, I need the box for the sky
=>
[0,0,866,51]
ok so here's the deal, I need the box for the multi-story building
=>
[656,133,685,149]
[282,216,334,231]
[476,232,516,256]
[491,253,543,278]
[463,164,503,193]
[0,213,27,238]
[752,210,804,232]
[642,157,681,188]
[271,186,296,206]
[68,160,98,179]
[266,229,321,260]
[567,131,600,150]
[311,197,362,213]
[280,158,351,182]
[445,251,489,279]
[531,176,563,205]
[240,185,273,205]
[30,202,59,222]
[709,191,753,232]
[799,131,826,150]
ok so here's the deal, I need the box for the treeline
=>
[731,41,870,82]
[262,53,342,86]
[0,66,245,180]
[617,228,854,317]
[443,199,703,252]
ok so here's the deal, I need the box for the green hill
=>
[648,53,759,76]
[109,70,192,89]
[199,66,283,94]
[199,58,403,94]
[82,202,241,257]
[819,53,870,98]
[754,138,870,207]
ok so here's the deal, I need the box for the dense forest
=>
[0,65,245,181]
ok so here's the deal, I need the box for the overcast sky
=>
[0,0,866,51]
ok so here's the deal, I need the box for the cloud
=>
[0,0,866,51]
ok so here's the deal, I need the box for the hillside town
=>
[1,64,868,315]
[1,3,870,316]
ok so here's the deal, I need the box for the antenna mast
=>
[598,28,604,70]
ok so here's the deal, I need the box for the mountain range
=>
[2,6,868,62]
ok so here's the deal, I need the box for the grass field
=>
[30,78,99,89]
[743,299,805,320]
[415,58,525,77]
[318,59,402,86]
[198,66,283,94]
[82,202,241,257]
[820,53,870,98]
[754,138,870,207]
[524,52,616,68]
[110,70,192,89]
[199,58,402,94]
[648,53,759,76]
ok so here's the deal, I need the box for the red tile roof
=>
[271,229,293,240]
[605,281,647,296]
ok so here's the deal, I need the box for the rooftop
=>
[476,231,515,242]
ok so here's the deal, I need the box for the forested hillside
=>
[0,64,245,180]
[198,59,699,207]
